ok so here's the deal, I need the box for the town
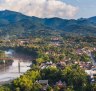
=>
[0,35,96,91]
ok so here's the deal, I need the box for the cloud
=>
[0,0,78,18]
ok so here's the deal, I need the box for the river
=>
[0,49,32,83]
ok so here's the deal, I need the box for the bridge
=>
[0,58,13,60]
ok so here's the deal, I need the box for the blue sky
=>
[62,0,96,18]
[0,0,96,19]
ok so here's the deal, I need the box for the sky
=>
[0,0,96,19]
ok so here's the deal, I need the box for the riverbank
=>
[0,49,32,83]
[0,60,13,70]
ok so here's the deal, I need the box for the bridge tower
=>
[18,60,20,73]
[3,60,5,72]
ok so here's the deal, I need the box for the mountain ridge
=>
[0,10,96,37]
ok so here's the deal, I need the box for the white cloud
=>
[0,0,78,18]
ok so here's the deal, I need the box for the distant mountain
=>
[0,10,96,37]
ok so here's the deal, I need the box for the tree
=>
[36,58,44,65]
[0,50,6,58]
[80,54,90,62]
[0,86,11,91]
[92,83,96,91]
[54,86,60,91]
[65,87,74,91]
[32,83,42,91]
[61,65,88,91]
[13,70,40,91]
[41,67,61,84]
